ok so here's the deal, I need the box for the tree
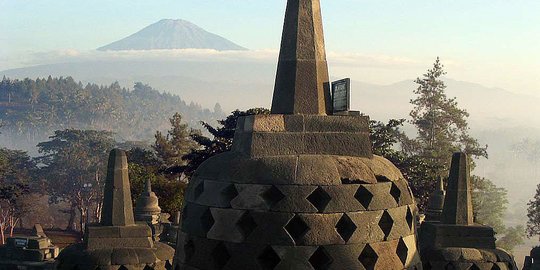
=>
[126,147,187,215]
[496,225,525,253]
[409,57,487,172]
[36,129,114,232]
[153,113,197,177]
[527,184,540,240]
[183,108,270,177]
[0,148,34,243]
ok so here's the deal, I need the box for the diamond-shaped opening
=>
[423,262,432,270]
[261,186,285,208]
[406,206,414,230]
[309,247,333,270]
[258,246,281,270]
[194,181,204,200]
[354,185,373,209]
[221,184,239,206]
[490,264,501,270]
[306,186,331,212]
[390,183,401,204]
[184,239,195,263]
[469,264,481,270]
[237,211,257,239]
[445,263,456,270]
[165,261,172,269]
[396,238,408,265]
[284,215,309,243]
[378,211,394,240]
[118,266,128,270]
[143,266,153,270]
[335,214,357,242]
[200,208,215,233]
[211,242,231,269]
[358,244,378,270]
[375,175,391,182]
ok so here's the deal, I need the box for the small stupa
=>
[424,177,446,222]
[172,0,422,269]
[419,152,517,269]
[135,178,163,240]
[524,246,540,270]
[56,149,174,269]
[0,224,59,269]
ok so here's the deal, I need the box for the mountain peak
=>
[98,19,247,51]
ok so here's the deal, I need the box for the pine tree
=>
[153,113,197,171]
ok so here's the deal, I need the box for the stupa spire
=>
[271,0,332,115]
[100,149,135,226]
[441,152,474,225]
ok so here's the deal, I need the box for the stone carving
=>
[0,224,59,269]
[56,149,174,269]
[419,152,518,269]
[172,0,422,269]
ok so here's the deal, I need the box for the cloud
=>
[9,48,429,70]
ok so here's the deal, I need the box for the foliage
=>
[36,129,115,231]
[0,77,224,146]
[409,57,487,173]
[127,147,186,215]
[496,225,525,253]
[183,108,270,177]
[472,176,508,232]
[527,184,540,240]
[0,148,34,243]
[153,113,197,170]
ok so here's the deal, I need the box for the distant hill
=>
[98,19,247,51]
[0,76,225,150]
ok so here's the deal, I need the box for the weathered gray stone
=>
[441,152,473,225]
[207,208,246,243]
[101,149,135,226]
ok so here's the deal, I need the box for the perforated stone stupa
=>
[172,0,422,269]
[419,152,517,270]
[56,149,174,269]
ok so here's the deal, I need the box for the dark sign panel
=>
[332,78,350,113]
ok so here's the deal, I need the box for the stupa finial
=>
[271,0,332,115]
[100,149,135,226]
[441,152,474,225]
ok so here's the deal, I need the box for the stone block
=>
[333,157,377,184]
[386,205,415,239]
[221,242,264,270]
[134,248,158,264]
[401,234,419,267]
[303,115,369,133]
[196,180,237,208]
[250,132,305,156]
[420,222,496,250]
[479,249,498,262]
[221,156,297,185]
[110,248,139,265]
[86,226,121,238]
[119,225,152,238]
[27,238,50,249]
[250,115,286,132]
[323,244,365,270]
[461,248,483,261]
[394,178,414,205]
[303,132,372,157]
[271,185,318,213]
[370,239,406,270]
[87,237,153,249]
[363,155,404,182]
[246,212,295,245]
[295,213,344,245]
[181,203,214,238]
[230,184,271,210]
[348,210,385,244]
[321,184,365,212]
[272,245,318,270]
[283,115,305,132]
[363,182,398,211]
[295,155,341,185]
[207,208,246,243]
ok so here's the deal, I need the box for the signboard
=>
[332,78,350,113]
[14,238,28,248]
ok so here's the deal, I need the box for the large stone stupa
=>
[173,0,422,269]
[419,152,517,269]
[57,149,174,269]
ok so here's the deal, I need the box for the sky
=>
[1,0,539,95]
